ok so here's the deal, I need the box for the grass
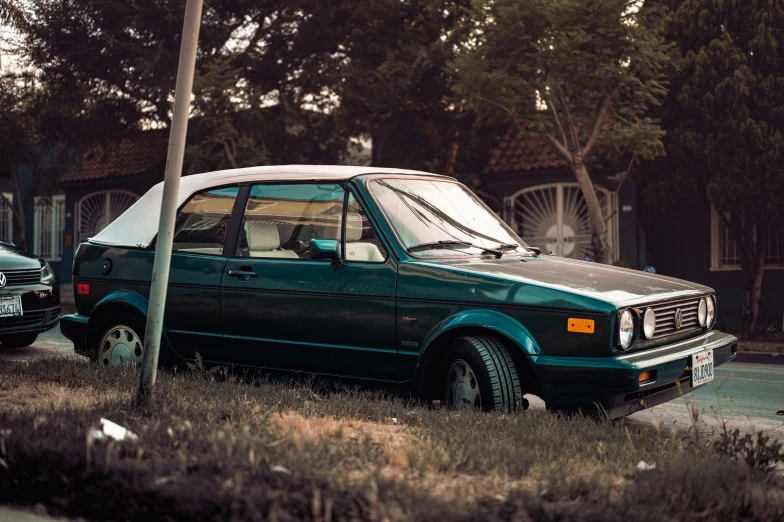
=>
[0,357,782,521]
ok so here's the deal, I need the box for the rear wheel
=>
[443,335,522,412]
[0,334,38,349]
[93,314,146,366]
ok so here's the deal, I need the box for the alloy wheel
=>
[99,325,143,366]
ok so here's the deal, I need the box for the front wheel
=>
[444,335,522,412]
[0,334,38,349]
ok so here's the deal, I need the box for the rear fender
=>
[87,290,179,362]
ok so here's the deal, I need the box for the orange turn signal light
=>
[567,318,594,334]
[639,370,654,384]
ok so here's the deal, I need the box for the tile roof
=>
[59,133,167,184]
[484,125,609,174]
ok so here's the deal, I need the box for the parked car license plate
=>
[691,349,714,387]
[0,295,22,318]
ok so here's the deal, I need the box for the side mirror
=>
[310,239,342,266]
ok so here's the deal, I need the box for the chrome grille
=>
[650,297,702,339]
[1,269,42,286]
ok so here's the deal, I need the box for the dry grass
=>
[0,356,782,521]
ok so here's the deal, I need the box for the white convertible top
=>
[88,164,445,248]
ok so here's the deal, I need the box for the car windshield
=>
[369,178,529,257]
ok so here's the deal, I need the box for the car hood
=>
[413,255,712,307]
[0,243,43,270]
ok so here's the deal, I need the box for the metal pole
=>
[136,0,203,405]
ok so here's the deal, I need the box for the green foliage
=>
[714,427,784,474]
[452,0,670,165]
[635,0,784,333]
[663,0,784,227]
[318,0,499,179]
[20,0,351,171]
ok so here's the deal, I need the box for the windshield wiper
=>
[408,240,473,252]
[408,240,506,258]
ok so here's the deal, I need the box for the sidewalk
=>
[735,341,784,365]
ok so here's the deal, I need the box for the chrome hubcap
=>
[99,325,143,366]
[446,359,481,410]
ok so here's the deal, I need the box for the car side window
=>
[235,183,344,259]
[344,192,388,263]
[172,187,239,255]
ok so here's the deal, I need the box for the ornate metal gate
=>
[503,183,618,261]
[76,190,139,244]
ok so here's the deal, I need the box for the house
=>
[481,129,784,333]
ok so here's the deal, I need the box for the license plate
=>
[0,295,23,318]
[691,349,714,387]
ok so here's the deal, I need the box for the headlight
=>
[706,295,716,328]
[642,308,656,339]
[40,262,55,285]
[618,309,635,350]
[697,298,707,327]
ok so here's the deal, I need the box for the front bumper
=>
[0,305,61,336]
[534,330,738,419]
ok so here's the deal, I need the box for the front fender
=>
[88,290,179,362]
[414,309,540,393]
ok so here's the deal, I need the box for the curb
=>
[734,351,784,365]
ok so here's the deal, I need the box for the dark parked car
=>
[60,166,737,418]
[0,241,60,348]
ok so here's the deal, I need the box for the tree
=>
[0,74,65,249]
[638,0,784,335]
[307,0,501,180]
[21,0,351,171]
[0,0,26,30]
[452,0,670,263]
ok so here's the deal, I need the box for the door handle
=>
[228,268,258,278]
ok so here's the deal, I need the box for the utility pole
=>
[136,0,203,405]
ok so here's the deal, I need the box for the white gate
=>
[503,183,618,262]
[76,190,139,244]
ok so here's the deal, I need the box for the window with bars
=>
[34,195,66,261]
[710,206,784,269]
[0,193,13,243]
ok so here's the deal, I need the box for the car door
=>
[162,186,240,361]
[219,182,348,373]
[334,188,398,380]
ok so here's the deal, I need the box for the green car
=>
[60,166,737,418]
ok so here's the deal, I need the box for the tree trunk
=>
[7,160,25,250]
[571,161,609,263]
[441,139,458,177]
[742,236,767,337]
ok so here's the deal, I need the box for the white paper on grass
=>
[93,418,138,442]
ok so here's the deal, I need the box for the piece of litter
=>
[636,461,656,471]
[93,418,138,442]
[385,417,399,425]
[271,465,291,474]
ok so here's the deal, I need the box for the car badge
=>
[0,272,6,288]
[673,308,683,329]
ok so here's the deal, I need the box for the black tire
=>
[443,335,522,412]
[0,333,38,349]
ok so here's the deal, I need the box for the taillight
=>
[77,283,90,295]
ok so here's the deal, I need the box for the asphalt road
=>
[3,325,783,436]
